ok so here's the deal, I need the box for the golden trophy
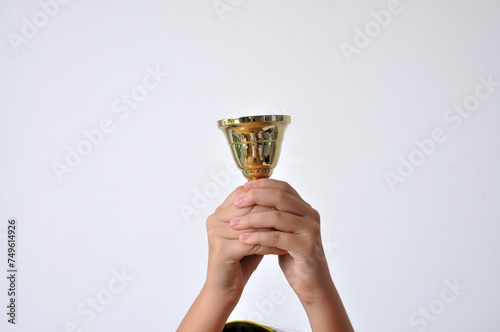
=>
[217,115,291,181]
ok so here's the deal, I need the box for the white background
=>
[1,0,500,331]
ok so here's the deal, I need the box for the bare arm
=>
[177,284,238,332]
[231,179,354,331]
[300,280,354,332]
[177,186,282,332]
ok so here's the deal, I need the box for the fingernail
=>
[234,195,245,207]
[240,234,249,241]
[230,218,240,227]
[244,181,255,190]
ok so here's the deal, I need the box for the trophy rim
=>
[217,114,291,128]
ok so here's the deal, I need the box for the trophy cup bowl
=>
[217,115,291,181]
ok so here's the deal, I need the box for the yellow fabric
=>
[224,320,275,331]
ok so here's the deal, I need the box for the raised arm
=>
[230,179,354,332]
[177,186,283,331]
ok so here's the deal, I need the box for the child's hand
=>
[205,185,287,304]
[180,180,353,332]
[178,186,284,331]
[229,179,333,306]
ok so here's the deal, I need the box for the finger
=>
[226,239,289,258]
[244,179,308,205]
[230,210,305,233]
[239,231,305,253]
[215,224,276,240]
[208,214,279,239]
[216,186,246,211]
[234,189,311,216]
[215,204,254,223]
[215,202,277,223]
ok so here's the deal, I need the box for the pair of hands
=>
[205,178,332,307]
[178,178,353,331]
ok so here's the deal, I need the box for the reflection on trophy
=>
[217,115,291,181]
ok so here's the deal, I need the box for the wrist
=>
[298,277,337,307]
[300,283,354,332]
[291,260,336,306]
[203,276,243,306]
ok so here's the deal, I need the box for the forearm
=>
[301,282,354,332]
[177,284,238,332]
